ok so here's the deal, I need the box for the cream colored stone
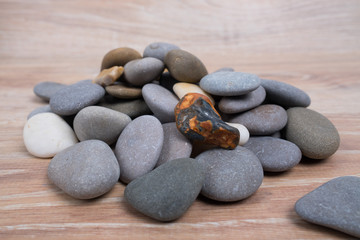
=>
[23,112,78,158]
[226,122,250,145]
[173,82,215,105]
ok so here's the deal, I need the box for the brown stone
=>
[100,47,142,70]
[93,66,124,86]
[105,82,142,99]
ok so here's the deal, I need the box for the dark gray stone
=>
[295,176,360,238]
[48,140,120,199]
[33,81,66,102]
[143,42,180,62]
[27,105,52,119]
[124,158,205,221]
[159,71,180,93]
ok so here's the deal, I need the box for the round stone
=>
[23,113,78,158]
[105,83,142,99]
[142,83,179,123]
[243,137,302,172]
[27,105,52,119]
[173,82,215,105]
[196,146,263,202]
[143,42,180,62]
[219,86,266,114]
[124,158,205,222]
[285,107,340,159]
[73,106,131,145]
[164,49,208,83]
[50,81,105,116]
[199,72,261,96]
[229,104,288,135]
[48,140,120,199]
[101,47,142,70]
[33,81,66,102]
[115,115,164,183]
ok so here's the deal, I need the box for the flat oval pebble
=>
[73,106,131,145]
[143,42,180,62]
[115,115,164,183]
[243,137,302,172]
[142,83,179,123]
[261,79,311,107]
[285,107,340,159]
[124,57,165,87]
[27,104,52,119]
[101,47,142,70]
[33,81,66,102]
[23,113,78,158]
[156,122,192,167]
[229,104,288,135]
[50,81,105,116]
[173,82,215,105]
[219,86,266,114]
[105,83,142,99]
[196,146,263,202]
[165,49,208,83]
[48,140,120,199]
[98,97,152,119]
[295,176,360,238]
[200,72,261,96]
[125,158,205,222]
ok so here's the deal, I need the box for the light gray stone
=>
[33,81,66,102]
[143,42,180,62]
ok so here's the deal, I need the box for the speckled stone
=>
[196,146,263,202]
[285,107,340,159]
[73,106,131,145]
[143,42,180,62]
[219,86,266,114]
[156,122,192,167]
[33,81,66,102]
[27,105,52,119]
[142,83,179,123]
[165,49,208,83]
[50,81,105,116]
[295,176,360,238]
[244,137,302,172]
[101,47,142,70]
[115,115,164,183]
[124,158,205,222]
[124,57,165,87]
[105,83,142,99]
[48,140,120,199]
[261,79,311,108]
[199,71,261,97]
[229,104,288,135]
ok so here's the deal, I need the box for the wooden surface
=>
[1,0,359,239]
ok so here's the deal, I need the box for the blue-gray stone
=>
[143,42,180,62]
[33,81,66,102]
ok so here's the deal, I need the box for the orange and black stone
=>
[174,93,240,149]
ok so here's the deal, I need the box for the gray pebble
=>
[27,105,52,119]
[142,83,179,123]
[73,106,131,145]
[213,67,235,72]
[48,140,120,199]
[50,81,105,116]
[33,81,66,102]
[229,104,287,135]
[199,72,261,96]
[115,115,164,183]
[219,86,266,114]
[295,176,360,238]
[125,157,205,221]
[243,137,302,172]
[143,42,180,62]
[196,146,263,202]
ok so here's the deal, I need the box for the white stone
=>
[173,82,215,105]
[226,122,250,145]
[23,112,78,158]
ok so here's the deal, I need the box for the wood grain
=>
[0,0,359,239]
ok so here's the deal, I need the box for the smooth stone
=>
[101,47,142,70]
[48,140,120,199]
[199,72,261,96]
[73,106,131,145]
[226,122,250,145]
[142,83,179,123]
[143,42,180,62]
[156,122,192,167]
[27,105,52,119]
[261,79,311,108]
[93,66,124,86]
[243,137,302,172]
[214,67,235,72]
[173,82,215,105]
[50,81,105,116]
[285,107,340,159]
[124,57,165,87]
[105,83,142,99]
[159,71,179,93]
[165,49,208,83]
[33,81,66,102]
[196,146,263,202]
[295,176,360,238]
[229,104,288,135]
[125,158,205,222]
[23,113,78,158]
[115,115,164,183]
[219,86,266,114]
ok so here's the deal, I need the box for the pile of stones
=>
[23,42,359,237]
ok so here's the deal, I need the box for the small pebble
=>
[105,83,142,99]
[33,81,66,102]
[93,66,124,86]
[143,42,180,62]
[27,105,52,119]
[226,122,250,145]
[101,47,142,70]
[173,82,215,105]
